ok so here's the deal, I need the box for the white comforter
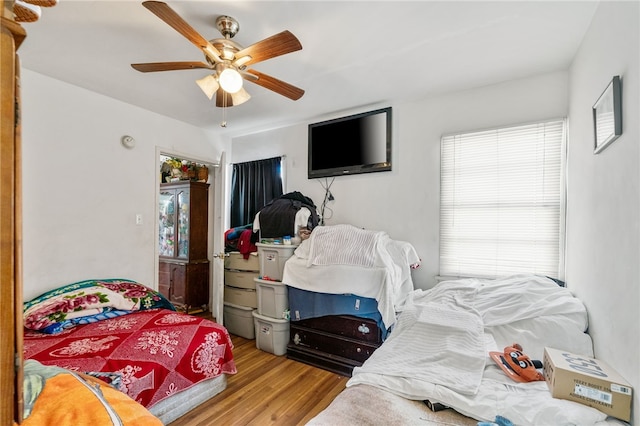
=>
[347,275,609,425]
[282,224,421,329]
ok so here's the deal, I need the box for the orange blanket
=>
[21,361,162,426]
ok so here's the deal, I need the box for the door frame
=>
[212,151,227,324]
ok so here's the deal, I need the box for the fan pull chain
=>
[221,91,228,127]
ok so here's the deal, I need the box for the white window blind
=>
[439,119,566,279]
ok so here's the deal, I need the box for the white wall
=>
[231,71,570,289]
[566,1,639,421]
[20,70,225,301]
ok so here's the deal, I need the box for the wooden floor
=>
[168,334,349,426]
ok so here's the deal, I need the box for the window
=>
[439,119,566,279]
[229,156,283,228]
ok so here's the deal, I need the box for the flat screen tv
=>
[308,107,392,179]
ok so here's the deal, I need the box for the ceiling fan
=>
[131,1,305,110]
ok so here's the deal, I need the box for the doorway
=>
[155,149,225,321]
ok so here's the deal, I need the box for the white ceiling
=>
[18,1,599,137]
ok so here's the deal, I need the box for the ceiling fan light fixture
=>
[133,0,305,125]
[215,87,251,108]
[195,74,219,100]
[218,67,243,93]
[231,87,251,105]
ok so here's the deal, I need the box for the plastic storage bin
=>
[224,285,257,308]
[256,243,298,281]
[255,278,288,319]
[252,311,290,356]
[225,252,260,271]
[224,269,259,289]
[223,302,256,339]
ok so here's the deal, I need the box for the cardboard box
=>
[543,347,633,422]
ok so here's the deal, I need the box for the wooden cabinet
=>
[159,260,209,312]
[158,181,210,313]
[287,315,383,376]
[159,181,209,261]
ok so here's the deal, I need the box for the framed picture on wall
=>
[593,75,622,154]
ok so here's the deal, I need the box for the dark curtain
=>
[230,156,283,228]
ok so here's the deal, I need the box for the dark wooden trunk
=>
[287,315,382,376]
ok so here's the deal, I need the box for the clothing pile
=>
[253,191,319,239]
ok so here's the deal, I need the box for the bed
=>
[23,279,236,425]
[282,224,420,375]
[283,224,421,331]
[308,275,627,426]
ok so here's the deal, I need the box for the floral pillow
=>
[24,279,175,334]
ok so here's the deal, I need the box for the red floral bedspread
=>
[24,308,237,408]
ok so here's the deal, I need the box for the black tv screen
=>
[308,107,392,179]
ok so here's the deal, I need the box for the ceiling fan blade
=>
[234,31,302,67]
[131,61,213,72]
[243,69,304,101]
[215,87,251,108]
[142,1,222,63]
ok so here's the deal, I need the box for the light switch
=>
[136,214,143,225]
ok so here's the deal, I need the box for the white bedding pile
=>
[282,224,421,329]
[358,284,487,395]
[347,275,608,425]
[306,224,382,268]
